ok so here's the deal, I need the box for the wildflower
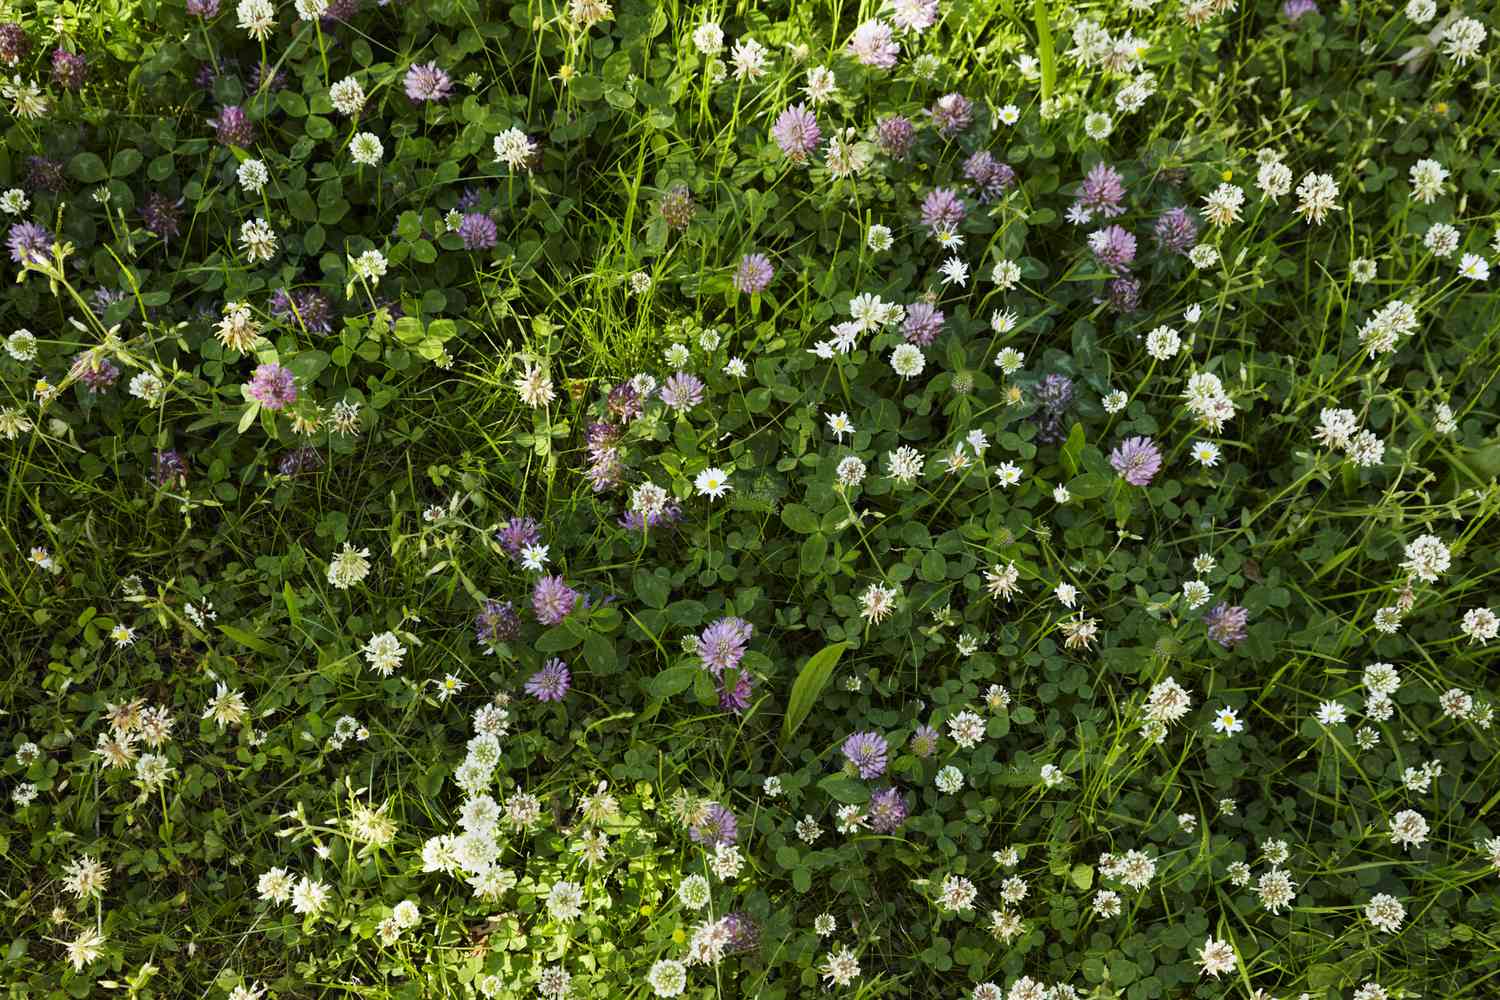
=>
[734,253,774,294]
[1389,809,1429,851]
[1409,158,1448,203]
[291,876,330,916]
[647,960,687,998]
[1089,225,1136,272]
[1076,162,1126,219]
[920,187,966,235]
[691,22,723,55]
[244,363,296,411]
[514,365,555,407]
[842,731,888,779]
[1191,441,1220,466]
[1212,706,1242,735]
[1197,937,1236,978]
[938,875,978,912]
[65,927,106,972]
[820,946,861,987]
[1201,183,1245,226]
[1255,868,1297,913]
[1458,253,1489,281]
[1153,206,1198,254]
[1365,893,1405,933]
[847,20,899,68]
[929,92,973,137]
[6,221,51,266]
[532,575,578,625]
[874,114,915,158]
[237,159,269,193]
[1204,603,1248,648]
[1188,244,1220,269]
[493,128,537,171]
[694,467,731,499]
[771,104,821,163]
[1315,700,1347,725]
[890,343,925,378]
[202,684,249,728]
[327,544,372,590]
[947,711,986,750]
[525,659,571,701]
[329,77,367,116]
[349,132,383,166]
[1461,607,1498,644]
[1294,172,1340,225]
[1442,17,1486,64]
[859,582,900,624]
[403,61,452,102]
[239,218,278,262]
[730,37,770,80]
[938,256,969,287]
[886,446,924,485]
[1401,534,1450,583]
[1110,436,1163,486]
[867,224,894,251]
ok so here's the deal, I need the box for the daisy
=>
[694,467,731,499]
[1191,441,1220,466]
[1212,706,1242,735]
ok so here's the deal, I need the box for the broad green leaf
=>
[218,623,274,654]
[781,641,848,744]
[817,774,870,804]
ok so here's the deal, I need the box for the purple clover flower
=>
[70,352,120,392]
[186,0,220,15]
[321,0,359,23]
[278,446,324,476]
[0,23,30,66]
[1032,373,1075,444]
[929,93,973,137]
[962,151,1017,203]
[1109,436,1163,486]
[902,301,944,346]
[532,575,579,625]
[875,114,915,158]
[50,49,86,90]
[475,599,522,644]
[404,62,452,102]
[619,503,682,532]
[1075,162,1126,220]
[1107,274,1142,314]
[142,193,184,242]
[718,671,753,713]
[25,155,65,193]
[246,363,297,410]
[607,381,643,422]
[688,803,739,846]
[1205,603,1249,649]
[210,105,256,147]
[867,787,908,832]
[734,253,774,294]
[525,658,571,701]
[920,187,966,236]
[1153,206,1199,256]
[771,103,822,164]
[269,288,336,335]
[7,222,51,266]
[495,516,542,558]
[842,731,888,779]
[1282,0,1319,19]
[696,617,753,675]
[458,213,499,250]
[909,724,939,758]
[658,372,705,413]
[1088,225,1137,274]
[152,449,188,486]
[722,912,761,954]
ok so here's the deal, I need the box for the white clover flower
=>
[349,132,384,166]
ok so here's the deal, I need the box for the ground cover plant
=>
[2,0,1500,997]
